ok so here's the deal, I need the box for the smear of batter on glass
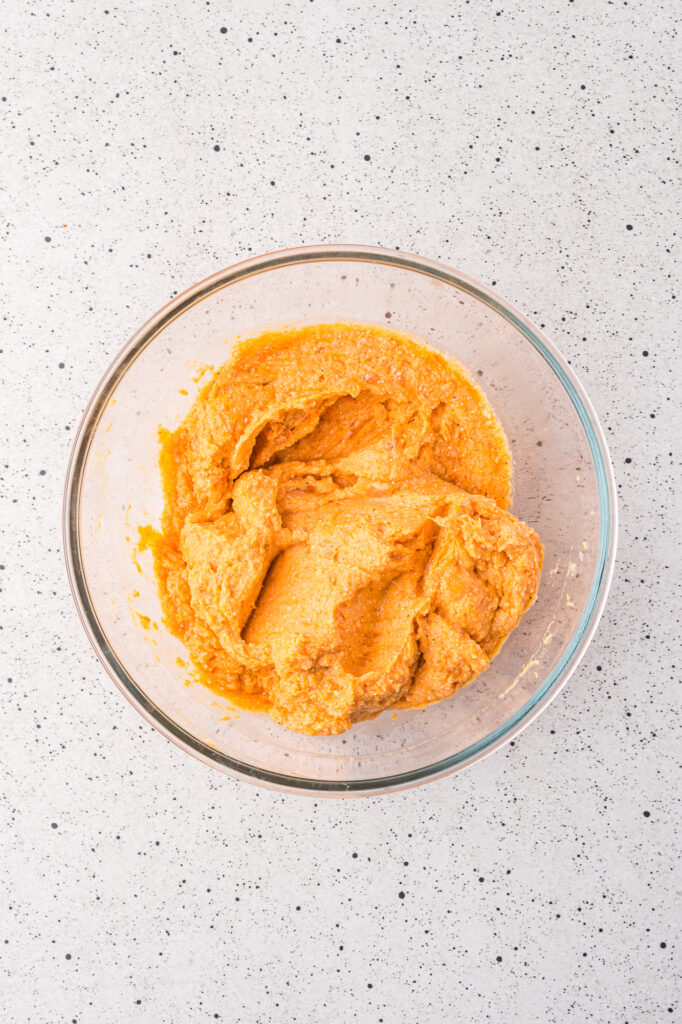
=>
[146,322,543,735]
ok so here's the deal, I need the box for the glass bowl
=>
[64,245,617,795]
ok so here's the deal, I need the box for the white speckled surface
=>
[2,1,680,1021]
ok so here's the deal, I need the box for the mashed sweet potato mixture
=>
[148,323,543,735]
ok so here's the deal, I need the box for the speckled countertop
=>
[2,1,680,1021]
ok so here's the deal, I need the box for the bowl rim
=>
[63,243,618,796]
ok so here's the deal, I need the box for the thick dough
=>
[150,322,543,735]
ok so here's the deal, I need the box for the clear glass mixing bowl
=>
[64,245,617,795]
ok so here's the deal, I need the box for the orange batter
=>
[148,322,543,735]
